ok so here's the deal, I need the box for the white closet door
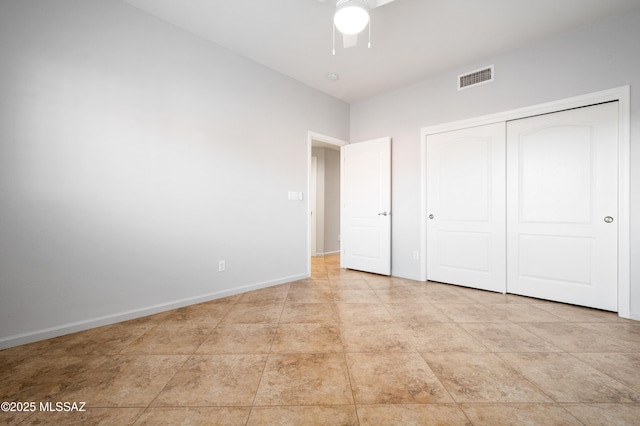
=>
[426,123,506,292]
[506,102,618,311]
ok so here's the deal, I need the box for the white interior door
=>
[342,137,391,275]
[506,102,618,311]
[426,123,506,292]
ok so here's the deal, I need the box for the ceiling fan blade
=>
[343,33,358,48]
[367,0,395,9]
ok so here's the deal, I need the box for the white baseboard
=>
[626,310,640,321]
[0,273,307,350]
[317,250,340,256]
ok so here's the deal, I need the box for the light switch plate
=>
[288,191,303,201]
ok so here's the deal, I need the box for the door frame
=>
[307,131,348,275]
[419,86,631,318]
[310,156,318,257]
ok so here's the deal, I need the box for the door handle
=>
[429,214,434,219]
[378,211,389,216]
[604,216,614,223]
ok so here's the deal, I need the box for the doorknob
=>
[429,214,434,219]
[378,211,389,216]
[604,216,614,223]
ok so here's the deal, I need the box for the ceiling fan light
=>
[334,0,369,35]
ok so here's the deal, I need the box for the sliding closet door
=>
[506,102,618,311]
[426,123,506,292]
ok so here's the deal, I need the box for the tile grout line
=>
[244,282,292,423]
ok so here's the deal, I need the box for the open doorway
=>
[307,132,348,276]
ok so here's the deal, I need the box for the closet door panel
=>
[506,102,618,311]
[426,123,506,293]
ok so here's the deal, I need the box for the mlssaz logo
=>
[39,402,87,412]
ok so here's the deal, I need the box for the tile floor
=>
[2,254,640,425]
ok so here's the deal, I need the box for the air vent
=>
[458,65,494,90]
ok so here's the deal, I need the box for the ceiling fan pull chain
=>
[332,23,336,55]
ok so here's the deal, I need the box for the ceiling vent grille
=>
[458,65,494,90]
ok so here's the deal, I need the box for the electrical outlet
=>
[218,260,225,272]
[413,251,419,260]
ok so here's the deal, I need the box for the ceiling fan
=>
[318,0,397,53]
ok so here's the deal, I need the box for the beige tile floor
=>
[2,254,640,425]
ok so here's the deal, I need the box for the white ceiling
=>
[123,0,640,103]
